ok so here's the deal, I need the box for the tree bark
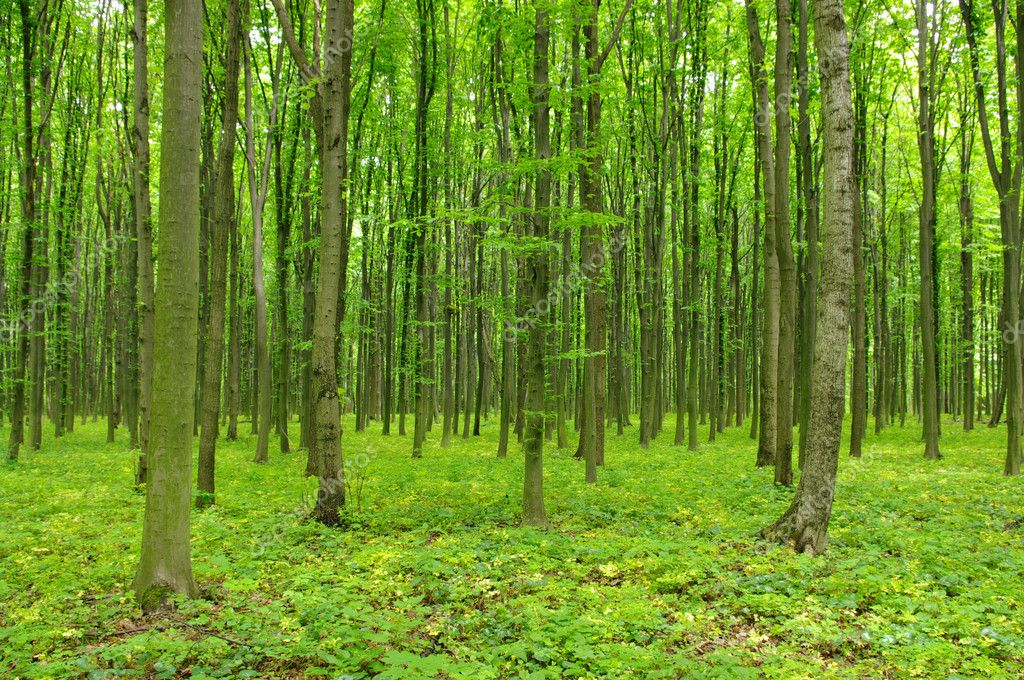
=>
[308,0,354,523]
[131,0,156,480]
[411,0,436,458]
[523,3,551,526]
[763,0,855,554]
[795,0,818,459]
[958,88,975,432]
[243,39,279,465]
[197,0,242,507]
[917,0,942,460]
[133,0,203,609]
[773,0,796,486]
[745,0,778,468]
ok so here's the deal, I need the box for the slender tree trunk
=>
[959,0,1020,474]
[684,8,707,453]
[439,3,456,449]
[796,0,817,459]
[244,40,278,465]
[523,4,551,526]
[8,0,38,463]
[773,0,796,485]
[958,92,975,432]
[746,0,777,468]
[411,0,436,458]
[227,206,242,441]
[131,0,155,479]
[197,0,241,506]
[917,0,941,460]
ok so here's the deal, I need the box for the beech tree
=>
[763,0,856,553]
[133,0,203,609]
[197,0,243,506]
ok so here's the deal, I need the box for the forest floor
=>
[1,414,1023,678]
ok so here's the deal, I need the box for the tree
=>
[197,0,243,507]
[7,0,40,462]
[762,0,856,554]
[773,0,797,486]
[311,0,355,523]
[411,0,437,459]
[243,31,279,466]
[957,79,975,432]
[523,0,551,527]
[746,0,778,469]
[916,0,942,460]
[575,0,631,479]
[795,0,818,458]
[131,0,156,482]
[958,0,1022,475]
[133,0,204,609]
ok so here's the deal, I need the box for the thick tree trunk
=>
[133,0,203,609]
[763,0,855,554]
[308,0,354,523]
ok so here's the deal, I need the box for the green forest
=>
[0,0,1023,674]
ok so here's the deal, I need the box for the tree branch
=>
[269,0,316,83]
[597,0,634,71]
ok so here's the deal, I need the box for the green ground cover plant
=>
[2,416,1021,678]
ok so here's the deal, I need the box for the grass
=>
[1,412,1022,678]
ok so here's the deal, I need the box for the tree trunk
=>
[197,0,242,507]
[917,0,941,460]
[795,0,818,458]
[958,91,975,432]
[523,4,551,526]
[133,0,203,608]
[773,0,796,486]
[959,0,1021,474]
[308,0,354,523]
[8,0,38,463]
[131,0,156,480]
[411,0,435,459]
[745,0,777,468]
[763,0,855,554]
[244,39,277,465]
